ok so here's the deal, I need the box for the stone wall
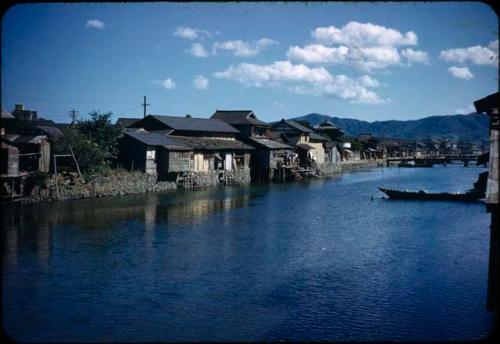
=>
[315,163,342,177]
[341,159,385,171]
[177,168,251,189]
[19,171,177,204]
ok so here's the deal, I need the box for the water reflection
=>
[1,186,260,266]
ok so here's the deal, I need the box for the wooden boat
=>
[378,187,483,202]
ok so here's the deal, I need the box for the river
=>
[1,164,494,341]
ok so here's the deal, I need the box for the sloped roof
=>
[315,120,341,129]
[116,117,141,128]
[124,130,191,150]
[1,110,15,119]
[295,143,315,150]
[147,115,239,133]
[279,119,312,133]
[37,125,63,139]
[211,110,270,126]
[12,135,47,144]
[248,137,292,150]
[309,132,327,141]
[168,135,253,151]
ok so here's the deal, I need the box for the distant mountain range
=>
[289,112,490,141]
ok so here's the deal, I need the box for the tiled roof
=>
[168,135,254,151]
[248,137,292,150]
[124,130,191,150]
[211,110,270,126]
[295,143,315,150]
[148,115,239,133]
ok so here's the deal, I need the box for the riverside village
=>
[0,100,492,201]
[2,2,499,342]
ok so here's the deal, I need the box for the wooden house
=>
[127,115,254,179]
[211,110,294,181]
[0,138,20,177]
[271,119,327,167]
[313,120,344,141]
[118,129,192,175]
[211,110,270,138]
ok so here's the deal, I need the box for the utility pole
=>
[69,109,79,126]
[142,96,150,118]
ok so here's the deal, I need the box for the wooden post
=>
[53,155,59,199]
[68,144,84,182]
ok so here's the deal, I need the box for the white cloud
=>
[193,75,209,90]
[187,43,209,58]
[358,75,380,88]
[213,38,277,57]
[173,26,211,40]
[154,78,176,90]
[311,21,417,47]
[401,48,429,64]
[287,44,350,64]
[287,22,427,72]
[447,66,474,80]
[455,104,475,114]
[439,41,498,66]
[86,19,105,30]
[214,60,387,104]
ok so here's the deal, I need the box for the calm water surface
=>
[2,165,494,341]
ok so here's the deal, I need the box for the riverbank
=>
[4,159,385,204]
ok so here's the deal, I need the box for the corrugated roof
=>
[211,110,270,126]
[168,135,254,151]
[248,137,292,150]
[124,130,191,150]
[148,115,240,133]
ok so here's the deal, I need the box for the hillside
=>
[289,113,490,141]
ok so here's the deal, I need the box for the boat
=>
[378,187,484,202]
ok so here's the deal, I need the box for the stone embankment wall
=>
[315,163,342,177]
[20,171,177,204]
[341,159,385,171]
[177,168,251,189]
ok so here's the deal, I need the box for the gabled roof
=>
[146,115,239,133]
[247,137,292,150]
[211,110,270,127]
[309,132,327,141]
[168,135,254,151]
[116,117,141,128]
[12,135,47,144]
[124,130,191,150]
[315,120,340,129]
[275,119,312,133]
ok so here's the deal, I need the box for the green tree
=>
[52,128,108,173]
[77,111,122,159]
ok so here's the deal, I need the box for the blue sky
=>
[1,2,498,123]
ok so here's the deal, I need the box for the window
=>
[146,149,156,159]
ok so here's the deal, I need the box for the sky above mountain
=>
[1,2,498,123]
